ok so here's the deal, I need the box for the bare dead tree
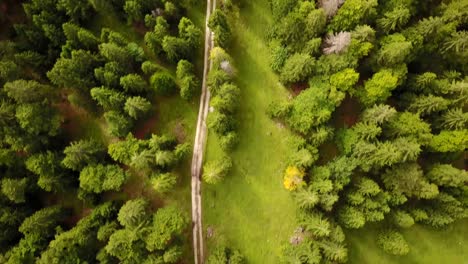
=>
[320,0,346,18]
[323,31,351,55]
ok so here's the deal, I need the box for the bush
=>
[150,72,177,95]
[377,230,410,256]
[266,100,292,119]
[180,76,198,100]
[207,111,236,135]
[104,111,133,137]
[280,53,315,84]
[202,156,233,184]
[177,60,198,100]
[151,173,177,194]
[207,69,231,95]
[120,74,147,93]
[208,9,232,48]
[141,60,162,75]
[219,132,239,151]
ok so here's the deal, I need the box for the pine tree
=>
[124,96,152,119]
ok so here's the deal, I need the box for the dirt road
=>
[191,0,216,263]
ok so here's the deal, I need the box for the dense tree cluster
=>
[203,4,241,186]
[268,0,468,261]
[0,0,199,262]
[109,133,190,193]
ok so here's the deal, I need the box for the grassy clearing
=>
[347,219,468,263]
[202,1,299,263]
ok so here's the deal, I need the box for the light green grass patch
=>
[347,220,468,264]
[203,1,299,262]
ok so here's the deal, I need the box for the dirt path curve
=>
[191,0,216,263]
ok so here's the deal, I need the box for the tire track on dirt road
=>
[191,0,216,263]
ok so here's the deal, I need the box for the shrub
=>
[280,53,315,84]
[150,72,177,95]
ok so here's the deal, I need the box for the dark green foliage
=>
[104,111,133,137]
[90,86,126,110]
[328,0,378,32]
[162,36,189,62]
[117,199,148,229]
[286,85,336,134]
[99,42,132,65]
[178,17,202,50]
[97,221,119,242]
[94,62,126,88]
[0,1,198,262]
[382,162,438,199]
[384,112,432,144]
[426,164,468,187]
[120,74,148,93]
[160,17,201,61]
[15,103,61,136]
[145,17,169,55]
[57,0,91,21]
[279,53,315,84]
[19,206,66,238]
[124,96,152,119]
[210,83,240,114]
[376,34,412,67]
[3,80,54,104]
[80,164,128,193]
[207,69,232,95]
[1,178,29,204]
[38,202,118,264]
[48,50,98,90]
[105,228,147,262]
[207,111,236,136]
[176,59,199,100]
[377,230,410,255]
[144,206,188,251]
[208,10,232,48]
[62,139,105,171]
[26,151,68,192]
[150,72,177,95]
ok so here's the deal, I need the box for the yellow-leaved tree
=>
[283,166,305,191]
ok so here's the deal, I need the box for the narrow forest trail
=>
[191,0,216,263]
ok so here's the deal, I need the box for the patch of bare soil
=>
[333,96,361,128]
[134,114,158,140]
[290,82,309,96]
[290,227,306,245]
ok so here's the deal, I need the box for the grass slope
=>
[202,1,298,263]
[347,219,468,263]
